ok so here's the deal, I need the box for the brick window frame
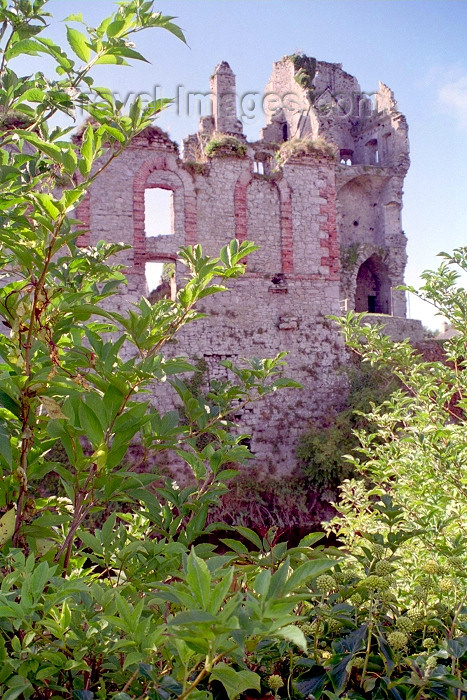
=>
[133,155,197,269]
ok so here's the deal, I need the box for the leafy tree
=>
[0,2,338,697]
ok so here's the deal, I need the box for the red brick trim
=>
[133,156,167,268]
[277,181,294,274]
[319,179,339,281]
[234,170,253,244]
[235,271,335,281]
[184,190,197,248]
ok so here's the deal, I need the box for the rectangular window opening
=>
[145,260,176,302]
[144,187,174,237]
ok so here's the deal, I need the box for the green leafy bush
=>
[238,496,467,699]
[329,253,467,584]
[296,359,398,488]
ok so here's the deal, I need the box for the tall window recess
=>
[144,187,174,237]
[365,139,379,165]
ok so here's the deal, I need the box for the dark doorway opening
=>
[355,255,391,314]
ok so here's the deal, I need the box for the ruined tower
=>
[77,55,422,476]
[210,61,243,135]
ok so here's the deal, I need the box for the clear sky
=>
[41,0,467,329]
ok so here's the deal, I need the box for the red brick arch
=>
[235,170,295,275]
[133,155,197,267]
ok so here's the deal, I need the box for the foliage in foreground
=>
[237,255,467,699]
[3,1,467,698]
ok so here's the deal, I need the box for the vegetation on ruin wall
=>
[288,53,316,103]
[276,137,336,164]
[3,2,467,698]
[204,133,247,158]
[296,359,399,490]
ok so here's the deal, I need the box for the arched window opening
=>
[282,123,288,141]
[253,161,264,175]
[144,187,174,237]
[145,260,176,302]
[355,255,391,314]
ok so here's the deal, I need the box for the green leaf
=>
[94,54,129,66]
[0,507,16,546]
[72,691,94,700]
[106,18,126,38]
[177,449,206,480]
[297,532,326,547]
[220,538,248,555]
[78,401,104,448]
[17,132,63,162]
[276,624,307,652]
[0,420,12,467]
[295,665,327,699]
[66,26,90,62]
[445,637,467,658]
[35,193,61,220]
[17,87,46,103]
[5,39,44,59]
[29,560,52,598]
[64,13,83,22]
[80,124,94,175]
[186,548,211,609]
[283,557,336,594]
[235,526,262,550]
[210,663,260,700]
[254,569,271,597]
[4,676,33,700]
[208,568,234,615]
[268,558,290,599]
[169,610,216,626]
[106,46,149,63]
[102,125,125,143]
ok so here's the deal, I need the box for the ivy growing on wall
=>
[288,53,317,102]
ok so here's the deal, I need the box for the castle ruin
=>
[76,55,423,476]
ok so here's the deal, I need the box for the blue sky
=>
[42,0,467,329]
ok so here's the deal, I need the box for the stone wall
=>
[78,55,422,476]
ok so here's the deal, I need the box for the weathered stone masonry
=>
[79,55,422,476]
